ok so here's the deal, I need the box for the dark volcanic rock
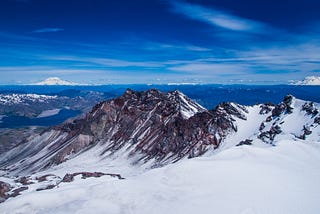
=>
[236,139,253,146]
[15,176,34,185]
[272,95,294,117]
[259,103,274,115]
[36,174,60,182]
[302,102,319,117]
[62,173,74,183]
[9,186,28,198]
[272,103,286,117]
[0,181,11,202]
[283,95,294,114]
[299,126,313,140]
[258,125,282,144]
[62,172,124,183]
[259,122,265,131]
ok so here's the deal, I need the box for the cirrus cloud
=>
[170,1,267,33]
[32,28,64,33]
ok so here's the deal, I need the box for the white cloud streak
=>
[32,28,64,33]
[171,1,266,33]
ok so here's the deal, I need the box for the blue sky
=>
[0,0,320,84]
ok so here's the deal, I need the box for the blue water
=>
[0,84,319,128]
[0,109,80,128]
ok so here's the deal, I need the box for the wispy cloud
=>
[166,40,320,82]
[45,56,167,68]
[32,28,64,33]
[171,1,266,33]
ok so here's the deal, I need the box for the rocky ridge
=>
[0,89,247,176]
[0,89,319,178]
[0,89,320,205]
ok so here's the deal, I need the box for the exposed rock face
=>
[259,103,274,115]
[272,95,293,117]
[0,89,246,175]
[236,139,253,146]
[302,102,319,116]
[258,125,282,144]
[0,182,29,203]
[62,172,124,182]
[0,181,11,202]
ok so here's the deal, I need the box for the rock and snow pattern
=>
[0,89,320,213]
[0,94,57,105]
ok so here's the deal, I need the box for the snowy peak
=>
[167,90,206,119]
[293,76,320,85]
[32,77,81,86]
[118,88,206,119]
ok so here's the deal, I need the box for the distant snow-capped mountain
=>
[32,77,82,86]
[293,76,320,85]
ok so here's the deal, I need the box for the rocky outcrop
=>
[0,182,29,203]
[236,139,253,146]
[259,103,274,115]
[0,171,124,202]
[302,102,319,117]
[62,172,124,182]
[0,181,11,203]
[272,95,293,117]
[258,125,282,144]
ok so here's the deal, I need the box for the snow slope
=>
[1,139,320,214]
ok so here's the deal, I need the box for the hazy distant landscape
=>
[1,84,320,128]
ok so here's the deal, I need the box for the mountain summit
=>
[293,76,320,85]
[32,77,81,86]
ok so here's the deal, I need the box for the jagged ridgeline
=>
[0,89,319,176]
